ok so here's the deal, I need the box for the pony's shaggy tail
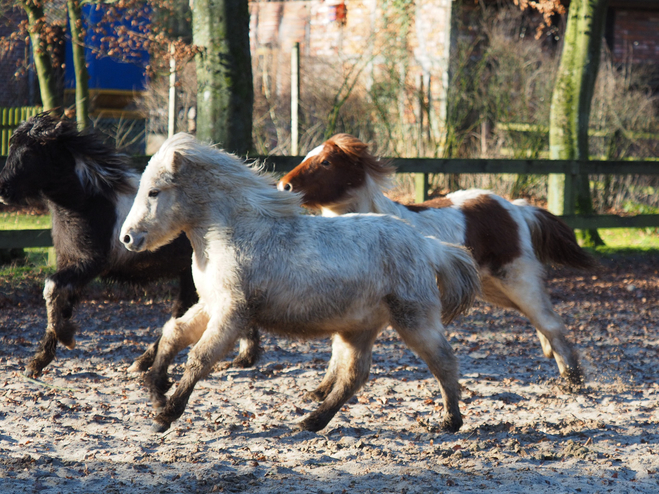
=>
[512,200,597,270]
[427,238,481,325]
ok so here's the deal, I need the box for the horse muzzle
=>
[277,180,294,192]
[121,230,147,252]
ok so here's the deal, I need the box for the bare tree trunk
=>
[19,0,61,110]
[67,0,89,129]
[193,0,253,154]
[548,0,609,247]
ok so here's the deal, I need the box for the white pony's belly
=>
[255,290,390,338]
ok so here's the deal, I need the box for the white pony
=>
[278,133,596,385]
[120,133,481,433]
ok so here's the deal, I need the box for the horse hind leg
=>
[25,331,59,378]
[296,329,379,432]
[490,262,583,386]
[394,315,463,432]
[127,335,161,373]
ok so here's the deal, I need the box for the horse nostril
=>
[123,234,131,244]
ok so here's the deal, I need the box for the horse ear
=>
[171,151,185,173]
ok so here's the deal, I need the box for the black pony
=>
[0,114,260,377]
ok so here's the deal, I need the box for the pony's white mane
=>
[365,160,395,192]
[359,173,397,215]
[155,133,303,217]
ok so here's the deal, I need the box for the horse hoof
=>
[127,360,147,373]
[63,338,76,350]
[231,354,257,369]
[151,420,170,433]
[302,390,325,403]
[214,361,233,372]
[562,367,584,388]
[24,366,42,379]
[439,414,463,433]
[296,417,328,432]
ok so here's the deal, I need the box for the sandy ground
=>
[0,254,658,493]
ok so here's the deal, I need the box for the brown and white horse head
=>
[278,134,394,213]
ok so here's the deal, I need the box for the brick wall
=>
[612,8,659,65]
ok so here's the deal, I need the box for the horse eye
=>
[148,189,160,198]
[320,160,330,167]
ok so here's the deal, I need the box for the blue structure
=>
[64,4,149,92]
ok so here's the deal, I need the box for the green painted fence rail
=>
[0,229,53,250]
[0,106,43,156]
[1,155,658,249]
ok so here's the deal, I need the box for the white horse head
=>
[121,133,302,252]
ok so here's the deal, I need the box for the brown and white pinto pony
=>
[278,133,596,385]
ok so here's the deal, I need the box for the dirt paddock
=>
[1,254,658,493]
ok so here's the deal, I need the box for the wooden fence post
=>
[415,173,429,204]
[291,42,300,156]
[547,164,577,216]
[415,73,429,204]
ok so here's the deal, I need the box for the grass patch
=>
[0,211,52,230]
[0,212,53,268]
[593,228,659,255]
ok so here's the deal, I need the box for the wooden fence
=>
[0,106,42,156]
[1,156,658,250]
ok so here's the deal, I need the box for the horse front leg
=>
[25,277,79,378]
[144,303,209,409]
[129,267,198,373]
[152,313,244,433]
[493,263,583,387]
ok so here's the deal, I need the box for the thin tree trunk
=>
[193,0,253,154]
[19,0,61,110]
[67,0,89,129]
[548,0,609,247]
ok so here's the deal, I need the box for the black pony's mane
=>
[11,113,137,197]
